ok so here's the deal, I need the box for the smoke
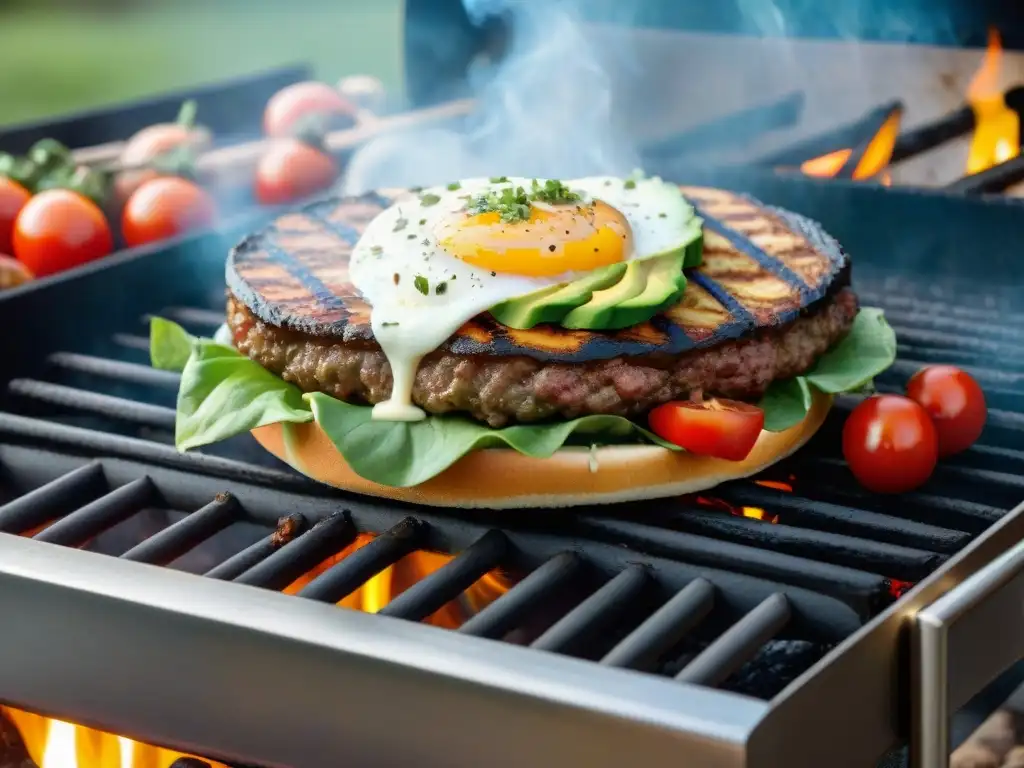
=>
[342,0,640,193]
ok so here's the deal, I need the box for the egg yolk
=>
[436,200,633,278]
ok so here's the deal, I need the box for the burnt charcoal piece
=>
[720,640,830,700]
[0,711,36,768]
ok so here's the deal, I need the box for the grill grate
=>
[0,272,1022,720]
[0,446,856,704]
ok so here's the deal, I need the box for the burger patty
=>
[228,287,859,427]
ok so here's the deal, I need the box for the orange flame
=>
[3,541,513,766]
[800,109,902,180]
[965,28,1020,174]
[0,709,227,768]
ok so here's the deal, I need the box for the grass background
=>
[0,0,405,127]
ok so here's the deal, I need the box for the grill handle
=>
[911,537,1024,768]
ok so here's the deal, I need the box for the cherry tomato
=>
[13,189,113,278]
[842,395,938,494]
[264,81,357,138]
[0,254,32,290]
[907,365,987,457]
[122,176,217,248]
[255,140,338,205]
[648,398,765,461]
[0,177,31,255]
[116,121,210,203]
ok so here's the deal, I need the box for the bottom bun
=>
[252,390,831,509]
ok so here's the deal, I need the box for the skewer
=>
[69,98,476,185]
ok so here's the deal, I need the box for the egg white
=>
[348,175,693,421]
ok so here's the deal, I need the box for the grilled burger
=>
[152,177,895,508]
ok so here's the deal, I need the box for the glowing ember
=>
[741,507,781,523]
[755,480,794,492]
[965,28,1020,174]
[800,109,902,180]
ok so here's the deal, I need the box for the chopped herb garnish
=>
[624,179,636,190]
[393,217,408,232]
[435,281,448,295]
[370,245,383,255]
[410,186,423,193]
[530,178,582,205]
[489,176,509,183]
[419,218,427,225]
[413,275,429,295]
[446,181,462,191]
[468,178,582,223]
[420,193,441,207]
[382,321,399,327]
[407,233,417,239]
[469,185,532,223]
[658,212,667,218]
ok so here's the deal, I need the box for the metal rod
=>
[7,379,176,430]
[530,566,649,655]
[298,517,424,603]
[890,106,975,163]
[713,483,968,554]
[233,514,355,591]
[204,514,305,581]
[120,494,239,565]
[34,478,156,547]
[0,461,105,534]
[153,307,226,328]
[752,99,904,167]
[459,552,583,639]
[601,579,716,671]
[47,352,182,388]
[675,593,791,687]
[111,334,152,351]
[945,155,1024,195]
[380,529,509,622]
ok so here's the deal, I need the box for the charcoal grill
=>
[0,161,1021,768]
[3,6,1024,767]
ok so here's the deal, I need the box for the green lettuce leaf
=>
[757,307,896,432]
[150,305,896,486]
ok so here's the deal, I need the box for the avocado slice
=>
[489,262,627,329]
[561,259,650,329]
[597,251,687,330]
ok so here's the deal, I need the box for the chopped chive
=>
[624,179,636,190]
[419,193,441,206]
[446,181,462,190]
[393,217,408,232]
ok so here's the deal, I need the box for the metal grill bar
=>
[0,461,105,534]
[120,494,239,565]
[48,352,182,388]
[233,513,355,591]
[530,566,649,655]
[575,517,886,615]
[715,484,969,552]
[675,593,792,687]
[380,529,509,621]
[8,379,176,429]
[298,517,424,603]
[661,509,944,581]
[112,333,152,351]
[34,477,155,547]
[204,514,305,580]
[156,307,226,327]
[459,552,583,639]
[602,578,716,671]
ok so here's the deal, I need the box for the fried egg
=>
[349,175,695,421]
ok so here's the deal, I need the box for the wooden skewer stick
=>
[70,98,476,185]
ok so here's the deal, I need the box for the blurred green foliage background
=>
[0,0,404,127]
